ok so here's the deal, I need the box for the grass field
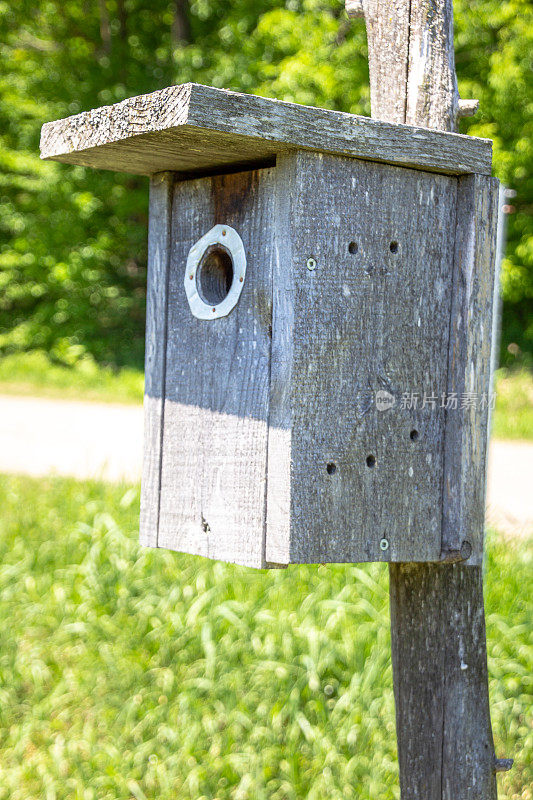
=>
[0,352,144,405]
[0,474,530,800]
[0,351,531,440]
[491,368,533,440]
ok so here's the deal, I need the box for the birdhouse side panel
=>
[140,172,173,548]
[266,151,459,564]
[441,173,499,562]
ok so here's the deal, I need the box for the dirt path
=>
[0,394,143,483]
[486,440,533,539]
[0,394,531,539]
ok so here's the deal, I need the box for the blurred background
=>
[0,0,532,375]
[0,2,531,799]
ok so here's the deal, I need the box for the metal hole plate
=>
[184,224,246,320]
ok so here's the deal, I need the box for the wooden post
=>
[346,1,505,798]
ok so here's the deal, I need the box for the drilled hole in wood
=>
[460,540,472,560]
[366,454,376,468]
[410,429,419,441]
[326,462,337,475]
[348,241,358,254]
[197,244,233,306]
[389,241,399,253]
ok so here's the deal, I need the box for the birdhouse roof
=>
[40,83,491,178]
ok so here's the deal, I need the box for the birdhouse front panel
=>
[157,168,276,567]
[40,84,498,569]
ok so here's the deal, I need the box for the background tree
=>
[0,0,531,369]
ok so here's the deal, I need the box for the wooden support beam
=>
[346,1,508,797]
[348,0,479,131]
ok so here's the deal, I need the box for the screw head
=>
[306,257,317,271]
[380,538,389,551]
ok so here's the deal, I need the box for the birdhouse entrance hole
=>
[197,244,233,306]
[184,223,247,320]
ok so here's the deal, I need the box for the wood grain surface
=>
[155,168,275,568]
[442,173,499,562]
[348,1,502,797]
[140,172,173,548]
[40,82,492,178]
[266,150,458,564]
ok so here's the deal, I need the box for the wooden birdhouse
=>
[41,83,499,568]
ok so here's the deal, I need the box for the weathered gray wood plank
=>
[156,168,275,568]
[40,82,492,178]
[140,172,173,547]
[264,154,297,565]
[442,173,499,563]
[266,150,457,564]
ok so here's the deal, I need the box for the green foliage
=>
[0,473,530,799]
[455,0,533,366]
[0,1,531,368]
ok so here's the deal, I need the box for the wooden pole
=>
[346,2,507,797]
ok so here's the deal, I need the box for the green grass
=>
[0,475,530,800]
[492,368,533,440]
[0,351,144,404]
